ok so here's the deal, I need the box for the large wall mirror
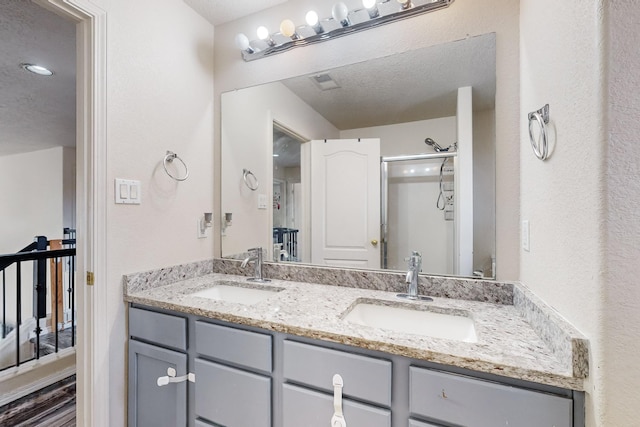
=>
[221,33,496,278]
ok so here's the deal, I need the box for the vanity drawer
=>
[410,366,572,427]
[283,340,392,407]
[195,358,271,427]
[129,307,187,351]
[282,383,390,427]
[195,321,272,373]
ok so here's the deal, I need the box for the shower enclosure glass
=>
[381,155,455,275]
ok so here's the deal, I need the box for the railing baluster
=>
[71,255,75,347]
[67,257,72,310]
[0,246,75,372]
[55,256,59,353]
[16,262,21,367]
[2,269,5,339]
[35,308,40,360]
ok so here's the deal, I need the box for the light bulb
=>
[305,10,324,34]
[280,19,298,39]
[256,26,270,40]
[332,2,350,27]
[362,0,379,18]
[234,33,253,53]
[305,10,319,26]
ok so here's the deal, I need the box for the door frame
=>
[36,0,108,425]
[269,115,310,262]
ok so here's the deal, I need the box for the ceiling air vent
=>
[310,73,340,91]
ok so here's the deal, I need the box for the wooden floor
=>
[0,375,75,426]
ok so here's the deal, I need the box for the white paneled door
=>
[310,139,380,269]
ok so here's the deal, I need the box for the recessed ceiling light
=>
[20,63,54,76]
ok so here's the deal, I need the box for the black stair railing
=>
[0,234,76,370]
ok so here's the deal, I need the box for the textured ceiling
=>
[184,0,289,26]
[0,0,76,157]
[282,33,496,130]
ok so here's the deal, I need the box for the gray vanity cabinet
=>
[282,383,391,427]
[194,321,272,427]
[127,304,582,427]
[410,366,573,427]
[282,340,392,427]
[128,307,189,427]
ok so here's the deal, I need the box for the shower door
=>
[381,157,455,275]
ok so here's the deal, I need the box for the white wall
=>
[473,109,496,275]
[221,81,338,257]
[213,0,520,280]
[62,147,76,230]
[0,147,65,253]
[87,0,215,424]
[520,1,605,425]
[603,0,640,424]
[341,116,456,157]
[0,147,66,324]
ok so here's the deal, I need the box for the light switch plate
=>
[115,179,141,204]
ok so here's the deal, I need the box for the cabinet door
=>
[282,383,391,427]
[128,340,188,427]
[195,358,271,427]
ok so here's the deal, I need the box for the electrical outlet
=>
[197,218,207,239]
[258,194,268,209]
[522,220,530,252]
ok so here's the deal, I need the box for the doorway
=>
[32,0,108,425]
[272,123,305,262]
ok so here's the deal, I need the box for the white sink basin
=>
[190,283,282,305]
[343,302,477,343]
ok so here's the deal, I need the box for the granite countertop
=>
[124,268,588,391]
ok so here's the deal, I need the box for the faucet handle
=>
[406,251,422,267]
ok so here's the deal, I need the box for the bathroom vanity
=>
[124,261,587,427]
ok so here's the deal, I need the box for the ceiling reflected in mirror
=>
[281,34,495,130]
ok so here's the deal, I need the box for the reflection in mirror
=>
[272,124,305,262]
[221,33,496,278]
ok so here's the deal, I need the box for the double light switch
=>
[115,178,141,204]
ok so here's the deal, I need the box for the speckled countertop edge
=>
[123,262,588,391]
[514,284,589,378]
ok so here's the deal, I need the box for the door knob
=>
[371,239,378,246]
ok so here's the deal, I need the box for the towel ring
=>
[163,151,189,181]
[243,168,259,191]
[528,104,550,161]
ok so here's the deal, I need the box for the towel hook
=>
[243,168,259,191]
[527,104,550,161]
[163,151,189,181]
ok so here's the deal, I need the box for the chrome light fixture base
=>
[240,0,454,62]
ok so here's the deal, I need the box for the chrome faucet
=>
[397,251,432,301]
[241,247,270,282]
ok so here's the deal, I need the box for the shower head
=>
[424,137,445,152]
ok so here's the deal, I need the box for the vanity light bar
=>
[235,0,454,62]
